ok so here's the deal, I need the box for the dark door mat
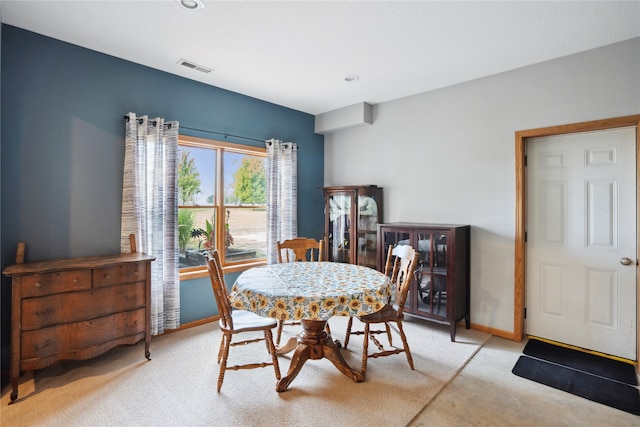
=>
[512,355,640,415]
[524,339,637,385]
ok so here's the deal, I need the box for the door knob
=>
[620,257,633,266]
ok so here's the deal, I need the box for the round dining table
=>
[230,261,391,392]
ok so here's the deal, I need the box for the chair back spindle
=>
[207,251,234,330]
[390,245,419,317]
[129,234,137,253]
[15,242,26,264]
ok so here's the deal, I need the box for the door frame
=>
[514,114,640,361]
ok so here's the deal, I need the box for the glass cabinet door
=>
[356,194,380,269]
[325,186,383,267]
[415,232,448,318]
[327,193,352,263]
[381,230,411,306]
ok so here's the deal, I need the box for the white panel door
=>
[526,127,637,360]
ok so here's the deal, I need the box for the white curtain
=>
[121,112,180,335]
[265,139,298,264]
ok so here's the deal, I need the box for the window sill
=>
[180,269,210,281]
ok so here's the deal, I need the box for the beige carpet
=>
[1,316,490,427]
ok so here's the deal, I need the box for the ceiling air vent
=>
[177,59,213,73]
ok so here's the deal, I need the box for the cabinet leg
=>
[9,377,18,403]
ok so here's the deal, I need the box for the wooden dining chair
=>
[276,237,325,263]
[343,244,420,378]
[206,250,281,392]
[275,237,325,345]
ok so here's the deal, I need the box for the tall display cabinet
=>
[323,185,383,269]
[377,222,470,341]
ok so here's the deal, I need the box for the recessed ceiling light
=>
[177,0,205,10]
[344,74,360,83]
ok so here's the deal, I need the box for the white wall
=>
[324,38,640,335]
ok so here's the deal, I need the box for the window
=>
[178,135,267,278]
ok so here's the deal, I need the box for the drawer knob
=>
[34,282,41,288]
[104,274,111,279]
[134,271,139,276]
[73,278,79,283]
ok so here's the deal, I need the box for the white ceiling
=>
[1,1,639,115]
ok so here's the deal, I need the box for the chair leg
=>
[344,316,353,349]
[264,329,281,380]
[397,321,414,370]
[385,322,393,346]
[218,333,231,392]
[217,335,225,364]
[361,323,370,379]
[275,319,284,346]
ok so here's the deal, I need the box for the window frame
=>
[178,134,267,281]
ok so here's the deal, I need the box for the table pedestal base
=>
[276,319,364,392]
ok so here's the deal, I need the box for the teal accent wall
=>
[0,25,324,371]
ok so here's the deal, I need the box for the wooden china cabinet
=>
[322,185,383,269]
[377,222,470,341]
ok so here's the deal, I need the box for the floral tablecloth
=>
[230,262,391,321]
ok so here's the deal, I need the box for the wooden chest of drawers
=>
[3,251,155,402]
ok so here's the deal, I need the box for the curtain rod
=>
[181,127,298,149]
[180,125,266,144]
[124,116,266,144]
[123,116,297,148]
